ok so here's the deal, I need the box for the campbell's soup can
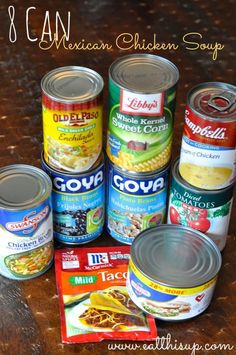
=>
[41,66,104,173]
[127,225,222,321]
[168,159,234,251]
[0,165,53,280]
[106,159,169,245]
[179,82,236,190]
[42,153,105,245]
[107,54,179,172]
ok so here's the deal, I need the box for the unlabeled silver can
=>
[0,165,53,280]
[127,225,222,321]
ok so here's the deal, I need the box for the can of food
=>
[127,225,222,321]
[107,54,179,172]
[41,66,104,173]
[179,82,236,190]
[42,153,105,244]
[106,159,169,244]
[168,159,234,251]
[0,165,53,280]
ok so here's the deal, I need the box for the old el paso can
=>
[127,225,222,321]
[0,165,53,280]
[41,66,104,173]
[168,159,235,251]
[179,82,236,190]
[42,154,105,244]
[106,160,169,244]
[107,54,179,172]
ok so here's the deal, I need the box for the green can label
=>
[107,80,177,172]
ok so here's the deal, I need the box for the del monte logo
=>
[6,207,49,234]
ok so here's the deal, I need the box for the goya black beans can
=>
[106,160,169,244]
[42,154,105,244]
[167,159,234,251]
[41,66,104,173]
[179,82,236,190]
[107,54,179,172]
[0,165,53,280]
[127,225,222,321]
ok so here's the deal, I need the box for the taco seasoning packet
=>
[55,246,157,343]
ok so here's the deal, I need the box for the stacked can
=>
[106,54,179,245]
[168,82,236,251]
[41,66,105,244]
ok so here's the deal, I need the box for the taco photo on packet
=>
[55,246,157,343]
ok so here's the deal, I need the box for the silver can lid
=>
[41,66,104,103]
[188,82,236,121]
[0,165,52,210]
[130,225,221,288]
[109,54,179,93]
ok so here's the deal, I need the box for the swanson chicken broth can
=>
[168,159,235,251]
[42,154,105,244]
[107,54,179,172]
[106,160,169,245]
[41,66,103,173]
[127,225,222,321]
[0,165,53,280]
[179,82,236,190]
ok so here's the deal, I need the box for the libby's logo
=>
[120,90,164,116]
[6,206,49,234]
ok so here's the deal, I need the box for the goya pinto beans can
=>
[127,225,222,321]
[168,159,234,251]
[179,82,236,190]
[106,160,169,244]
[107,54,179,172]
[42,153,105,244]
[0,165,53,280]
[41,66,104,173]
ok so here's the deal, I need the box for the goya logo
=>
[112,172,165,195]
[88,253,109,266]
[53,169,104,193]
[6,206,49,234]
[120,90,164,116]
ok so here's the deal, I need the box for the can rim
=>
[0,164,52,210]
[41,66,104,104]
[130,225,222,288]
[109,53,179,93]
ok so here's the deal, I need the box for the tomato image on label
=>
[169,206,180,224]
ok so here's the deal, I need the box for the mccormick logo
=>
[6,206,49,234]
[88,253,109,266]
[120,90,164,116]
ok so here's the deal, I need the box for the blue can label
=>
[0,198,53,280]
[42,159,105,244]
[106,162,169,244]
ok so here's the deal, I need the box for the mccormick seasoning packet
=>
[55,246,157,343]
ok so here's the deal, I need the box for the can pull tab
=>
[208,91,236,112]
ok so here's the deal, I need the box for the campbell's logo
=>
[53,170,104,193]
[185,110,227,139]
[120,90,164,116]
[112,173,165,195]
[6,206,49,234]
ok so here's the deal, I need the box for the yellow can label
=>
[43,105,102,172]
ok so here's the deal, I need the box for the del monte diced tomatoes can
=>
[168,159,234,251]
[41,66,103,173]
[179,82,236,190]
[107,54,179,172]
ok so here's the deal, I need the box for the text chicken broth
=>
[127,225,222,321]
[0,165,53,280]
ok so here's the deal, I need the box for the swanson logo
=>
[120,90,164,116]
[6,206,49,234]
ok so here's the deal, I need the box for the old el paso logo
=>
[53,111,99,125]
[53,170,103,192]
[185,111,226,139]
[113,174,164,195]
[6,207,49,234]
[120,90,164,116]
